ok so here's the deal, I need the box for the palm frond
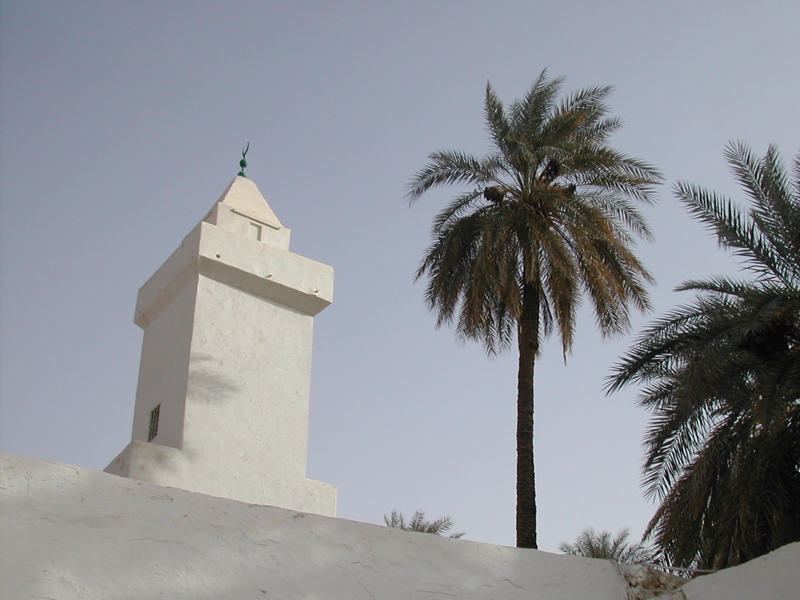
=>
[560,527,654,564]
[406,150,499,204]
[384,510,465,538]
[610,143,800,569]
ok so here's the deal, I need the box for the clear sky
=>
[1,1,798,552]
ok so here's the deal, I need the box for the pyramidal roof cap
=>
[214,175,283,230]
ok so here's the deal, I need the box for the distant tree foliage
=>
[607,143,800,570]
[407,71,662,548]
[559,527,654,564]
[384,510,465,538]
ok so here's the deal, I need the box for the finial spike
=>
[238,142,250,177]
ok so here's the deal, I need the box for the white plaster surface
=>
[3,454,798,600]
[674,542,800,600]
[3,454,628,600]
[105,176,335,515]
[204,176,289,249]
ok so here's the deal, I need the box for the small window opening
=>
[250,222,263,241]
[148,404,161,441]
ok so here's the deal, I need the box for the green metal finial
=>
[238,142,250,177]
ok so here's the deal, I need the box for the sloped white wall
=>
[2,454,626,600]
[2,453,798,600]
[672,541,800,600]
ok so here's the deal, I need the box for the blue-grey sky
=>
[1,1,798,552]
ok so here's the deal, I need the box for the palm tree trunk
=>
[516,282,539,548]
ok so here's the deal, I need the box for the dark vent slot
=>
[148,404,161,442]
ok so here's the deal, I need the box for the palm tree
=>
[407,71,662,548]
[384,510,465,538]
[607,143,800,569]
[559,527,654,563]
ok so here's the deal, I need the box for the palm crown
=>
[408,73,660,357]
[607,143,800,569]
[384,510,465,539]
[559,527,654,564]
[408,72,662,547]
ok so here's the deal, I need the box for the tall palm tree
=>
[607,143,800,569]
[407,72,662,548]
[559,527,654,564]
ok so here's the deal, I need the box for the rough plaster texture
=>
[3,454,629,600]
[662,543,800,600]
[105,176,335,515]
[2,454,798,600]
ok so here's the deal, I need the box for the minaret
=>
[105,169,336,516]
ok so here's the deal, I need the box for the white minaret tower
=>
[106,171,336,516]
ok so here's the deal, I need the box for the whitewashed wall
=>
[2,454,797,600]
[2,454,626,600]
